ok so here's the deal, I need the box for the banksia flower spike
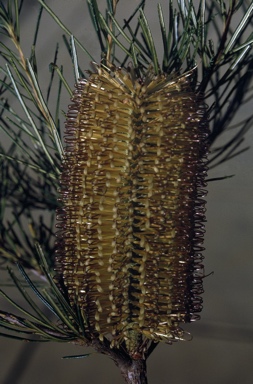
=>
[56,67,209,355]
[1,0,253,383]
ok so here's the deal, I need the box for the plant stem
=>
[119,358,148,384]
[91,338,148,383]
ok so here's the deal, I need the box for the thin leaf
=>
[139,9,159,74]
[6,64,57,170]
[71,35,79,82]
[225,3,253,54]
[62,354,91,359]
[26,60,63,159]
[38,0,95,61]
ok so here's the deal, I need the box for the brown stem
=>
[91,338,148,384]
[119,358,148,384]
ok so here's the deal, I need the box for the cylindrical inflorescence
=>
[55,66,208,351]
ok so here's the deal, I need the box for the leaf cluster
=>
[0,0,63,271]
[0,245,89,344]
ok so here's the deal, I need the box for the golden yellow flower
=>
[56,66,208,356]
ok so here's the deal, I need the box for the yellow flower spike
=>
[56,66,209,357]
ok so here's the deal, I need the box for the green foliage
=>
[0,245,88,343]
[0,0,253,345]
[0,0,62,272]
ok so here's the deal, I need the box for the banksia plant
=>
[56,67,208,352]
[0,1,253,383]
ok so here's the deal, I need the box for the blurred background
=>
[0,1,253,383]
